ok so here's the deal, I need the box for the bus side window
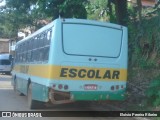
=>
[25,52,27,62]
[37,35,40,48]
[19,54,22,63]
[31,50,34,62]
[16,53,19,63]
[36,49,40,61]
[22,53,24,63]
[46,30,52,45]
[34,49,38,62]
[24,53,27,63]
[43,47,49,61]
[44,31,50,46]
[27,51,31,62]
[22,43,25,53]
[43,31,47,46]
[31,39,34,50]
[23,53,25,63]
[19,44,22,53]
[15,47,17,63]
[32,50,36,62]
[34,37,37,49]
[40,33,45,47]
[18,54,20,63]
[33,38,36,49]
[28,40,32,50]
[25,42,28,63]
[39,48,43,61]
[35,36,39,49]
[24,42,26,52]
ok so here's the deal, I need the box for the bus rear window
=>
[62,23,123,58]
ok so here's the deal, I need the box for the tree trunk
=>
[114,0,128,26]
[137,0,142,22]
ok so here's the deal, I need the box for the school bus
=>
[11,18,128,109]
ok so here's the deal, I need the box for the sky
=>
[0,0,6,7]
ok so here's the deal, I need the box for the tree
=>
[87,0,128,26]
[115,0,128,26]
[86,0,110,21]
[0,0,88,38]
[35,0,87,19]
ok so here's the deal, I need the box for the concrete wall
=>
[0,39,9,54]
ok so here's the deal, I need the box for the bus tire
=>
[27,83,45,109]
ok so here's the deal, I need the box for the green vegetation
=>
[146,75,160,107]
[0,0,128,38]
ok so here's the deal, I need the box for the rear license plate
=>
[84,84,97,90]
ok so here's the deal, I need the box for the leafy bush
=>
[146,75,160,107]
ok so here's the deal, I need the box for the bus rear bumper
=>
[49,89,126,104]
[71,90,126,101]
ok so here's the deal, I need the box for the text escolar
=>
[60,68,120,79]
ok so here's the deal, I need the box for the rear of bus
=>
[48,19,128,103]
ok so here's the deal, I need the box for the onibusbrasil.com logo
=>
[1,112,42,118]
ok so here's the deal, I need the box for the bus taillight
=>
[64,85,68,90]
[58,84,63,89]
[52,84,56,88]
[121,85,124,89]
[116,85,119,90]
[111,86,114,91]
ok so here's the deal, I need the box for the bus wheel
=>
[27,84,45,109]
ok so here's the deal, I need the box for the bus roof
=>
[16,18,125,46]
[62,18,124,29]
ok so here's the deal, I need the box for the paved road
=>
[0,74,137,120]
